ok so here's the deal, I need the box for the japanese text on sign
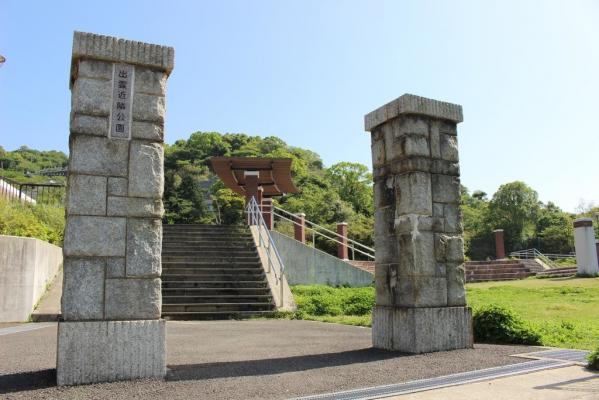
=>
[109,64,134,139]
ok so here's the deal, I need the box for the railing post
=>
[294,213,306,244]
[337,222,349,260]
[262,198,274,230]
[493,229,506,259]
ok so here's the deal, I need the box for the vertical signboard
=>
[109,63,134,139]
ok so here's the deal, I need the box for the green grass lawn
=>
[288,277,599,350]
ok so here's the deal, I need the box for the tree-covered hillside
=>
[0,146,67,183]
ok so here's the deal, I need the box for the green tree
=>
[326,162,373,216]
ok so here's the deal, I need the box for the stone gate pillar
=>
[573,218,599,276]
[365,94,473,353]
[57,31,174,385]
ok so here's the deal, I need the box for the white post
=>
[573,218,599,276]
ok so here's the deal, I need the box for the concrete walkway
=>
[390,365,598,400]
[0,320,590,399]
[30,268,62,322]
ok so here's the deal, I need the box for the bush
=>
[0,199,65,245]
[292,285,374,317]
[588,346,599,371]
[473,305,542,345]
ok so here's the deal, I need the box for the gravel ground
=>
[0,320,542,400]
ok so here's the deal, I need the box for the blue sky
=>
[1,0,597,212]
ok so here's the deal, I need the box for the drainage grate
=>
[291,359,570,400]
[521,349,590,364]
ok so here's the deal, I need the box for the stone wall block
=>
[394,214,433,234]
[440,133,459,162]
[107,196,163,218]
[70,114,108,137]
[106,257,126,278]
[431,160,460,176]
[77,60,113,80]
[64,216,126,257]
[374,178,394,208]
[134,67,167,96]
[371,137,386,168]
[396,172,432,215]
[443,204,461,233]
[446,263,466,306]
[398,231,439,276]
[71,77,111,116]
[400,134,430,158]
[131,121,164,142]
[107,177,128,196]
[126,218,162,277]
[429,120,441,159]
[104,278,161,319]
[396,276,448,307]
[431,174,460,204]
[67,174,107,216]
[374,264,395,306]
[128,141,164,198]
[69,135,129,177]
[61,258,105,320]
[132,93,165,123]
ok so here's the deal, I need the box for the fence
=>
[0,176,65,206]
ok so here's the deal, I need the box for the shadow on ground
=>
[167,348,406,381]
[0,369,56,394]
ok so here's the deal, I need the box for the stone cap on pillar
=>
[493,229,504,233]
[364,94,463,132]
[70,31,175,87]
[573,218,593,228]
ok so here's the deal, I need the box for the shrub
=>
[588,346,599,371]
[473,305,542,345]
[0,199,65,245]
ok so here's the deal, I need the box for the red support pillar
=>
[262,198,273,230]
[337,222,349,260]
[493,229,506,259]
[294,213,306,243]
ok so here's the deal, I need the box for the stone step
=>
[162,256,261,263]
[161,281,268,289]
[162,236,253,242]
[465,260,522,266]
[162,267,264,275]
[162,302,275,313]
[161,250,258,257]
[465,267,530,273]
[162,295,273,304]
[162,273,266,281]
[161,310,276,321]
[162,287,271,296]
[162,244,254,251]
[161,261,263,268]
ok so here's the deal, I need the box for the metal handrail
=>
[246,196,285,306]
[508,248,572,269]
[272,206,375,260]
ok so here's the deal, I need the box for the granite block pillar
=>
[57,31,174,385]
[365,94,473,353]
[573,218,599,276]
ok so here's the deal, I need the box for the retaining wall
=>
[0,235,63,322]
[271,231,373,287]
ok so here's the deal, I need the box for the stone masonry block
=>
[443,203,461,233]
[64,216,126,257]
[134,67,167,96]
[132,93,165,123]
[69,135,129,177]
[77,60,113,80]
[394,214,433,234]
[131,121,164,142]
[374,263,396,306]
[67,174,107,216]
[104,278,161,319]
[396,172,432,215]
[107,196,163,218]
[435,234,464,263]
[374,178,394,208]
[440,133,459,162]
[446,263,467,306]
[71,77,111,116]
[400,134,429,158]
[128,141,164,198]
[126,218,162,277]
[107,177,128,196]
[429,120,441,159]
[371,137,386,168]
[431,174,460,204]
[56,319,166,385]
[396,275,448,307]
[61,258,105,320]
[70,114,108,137]
[106,257,126,278]
[397,231,439,277]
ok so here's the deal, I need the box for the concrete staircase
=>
[536,267,577,278]
[161,224,276,320]
[465,260,535,283]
